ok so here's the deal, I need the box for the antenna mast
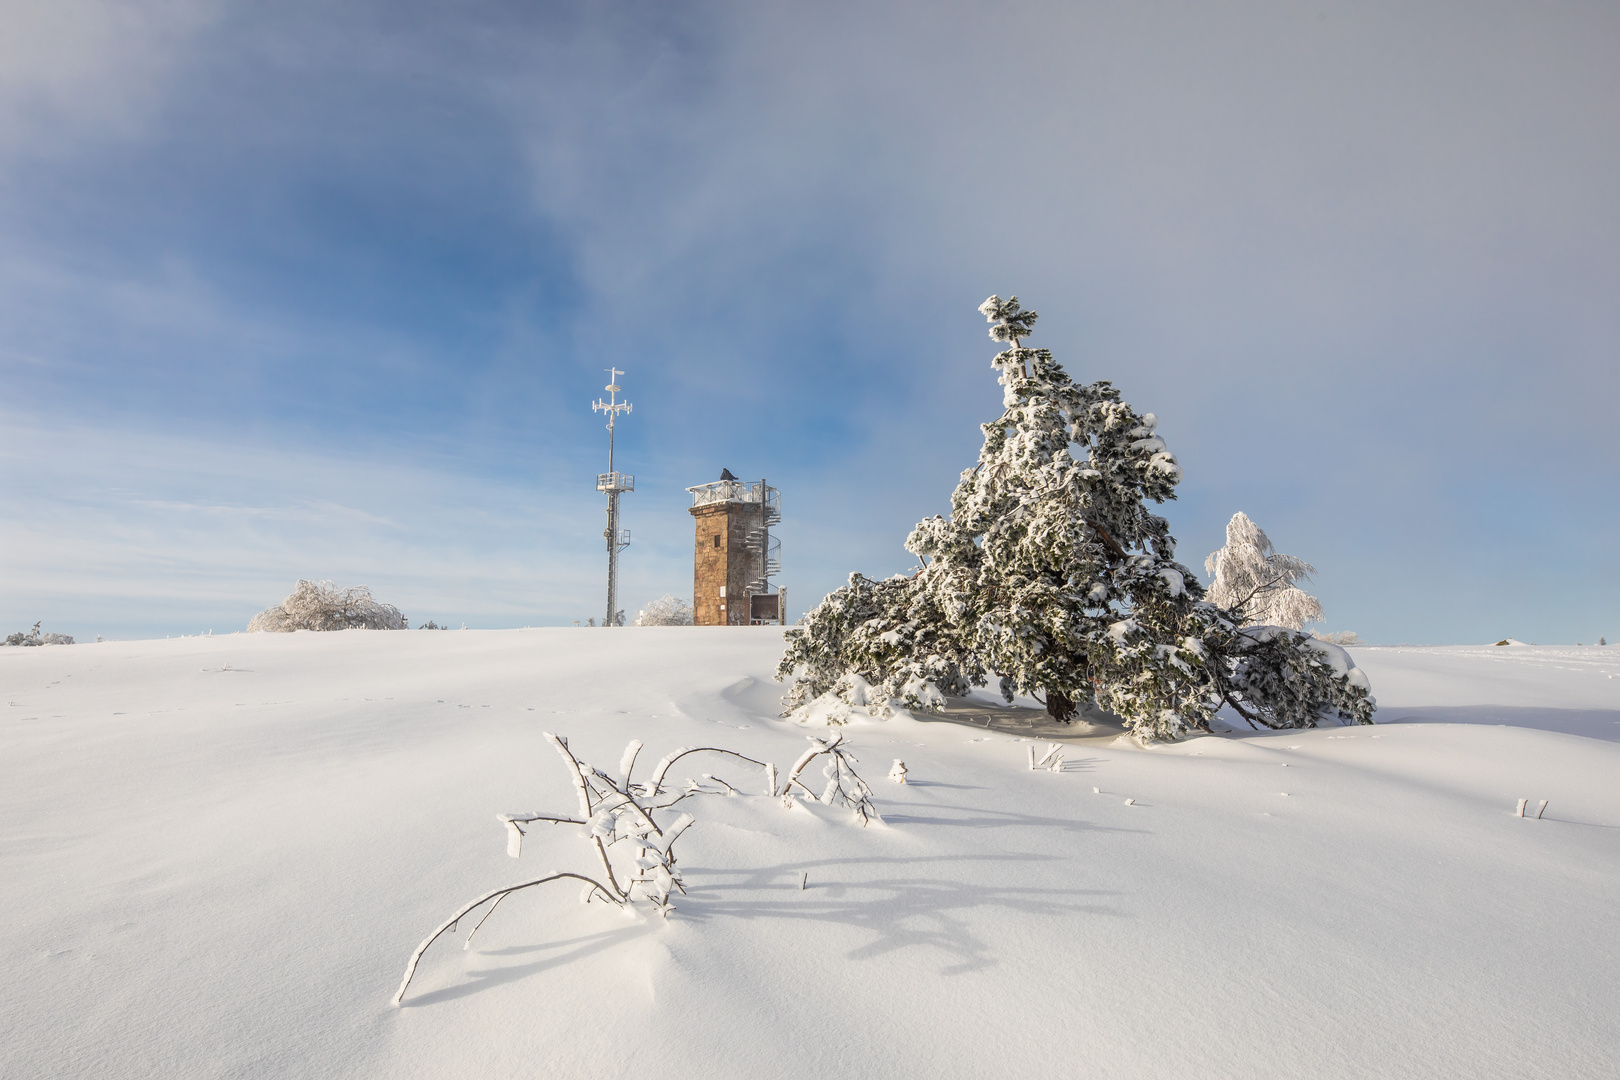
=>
[592,368,634,626]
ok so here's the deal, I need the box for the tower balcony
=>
[597,472,635,493]
[687,479,780,522]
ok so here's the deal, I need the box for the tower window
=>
[713,534,721,548]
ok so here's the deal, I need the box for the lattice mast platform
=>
[592,369,633,627]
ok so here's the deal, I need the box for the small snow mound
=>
[786,673,913,726]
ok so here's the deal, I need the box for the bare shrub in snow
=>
[635,594,694,626]
[246,580,407,632]
[393,731,877,1005]
[1205,512,1324,631]
[3,622,74,646]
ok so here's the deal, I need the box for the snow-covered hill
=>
[4,631,1616,1079]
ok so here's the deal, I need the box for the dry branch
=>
[393,872,617,1005]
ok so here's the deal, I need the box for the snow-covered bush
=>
[778,295,1375,742]
[3,622,74,646]
[393,730,877,1005]
[1205,512,1324,630]
[1312,631,1361,646]
[635,594,694,626]
[246,580,407,632]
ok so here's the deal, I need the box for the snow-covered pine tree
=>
[782,295,1210,735]
[779,294,1376,741]
[903,296,1204,728]
[1205,512,1325,630]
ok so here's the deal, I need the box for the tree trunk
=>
[1045,689,1078,722]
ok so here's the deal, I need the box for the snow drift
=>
[2,631,1616,1079]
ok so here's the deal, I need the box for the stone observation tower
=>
[686,470,784,626]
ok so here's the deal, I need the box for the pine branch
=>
[1221,690,1266,730]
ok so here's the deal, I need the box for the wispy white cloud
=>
[0,0,219,154]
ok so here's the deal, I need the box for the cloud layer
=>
[2,1,1616,643]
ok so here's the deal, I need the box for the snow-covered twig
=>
[618,739,642,787]
[393,872,617,1005]
[782,733,880,824]
[545,733,626,900]
[702,774,738,795]
[1030,742,1064,771]
[645,746,771,796]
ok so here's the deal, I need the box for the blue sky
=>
[2,0,1616,644]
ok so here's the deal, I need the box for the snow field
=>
[3,631,1617,1079]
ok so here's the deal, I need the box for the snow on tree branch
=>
[979,294,1039,344]
[393,732,879,1005]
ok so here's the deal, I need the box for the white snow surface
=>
[4,631,1618,1079]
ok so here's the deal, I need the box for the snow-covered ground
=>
[4,631,1617,1079]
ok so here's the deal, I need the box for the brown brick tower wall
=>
[690,501,765,625]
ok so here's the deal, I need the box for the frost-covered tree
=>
[778,295,1375,741]
[635,595,694,626]
[1205,512,1324,630]
[247,580,407,632]
[783,295,1204,731]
